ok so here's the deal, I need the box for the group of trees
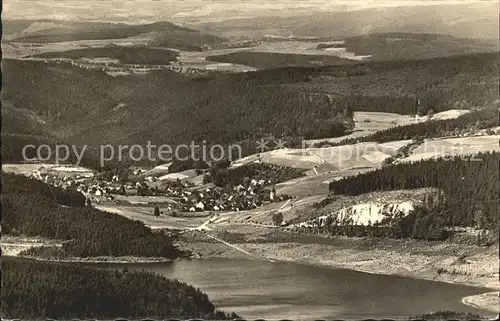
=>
[315,106,499,148]
[1,257,238,319]
[328,152,499,232]
[2,173,185,258]
[3,172,87,206]
[2,60,354,168]
[1,172,240,319]
[304,206,453,241]
[31,46,179,65]
[272,212,284,226]
[205,51,356,69]
[203,162,306,187]
[168,158,212,174]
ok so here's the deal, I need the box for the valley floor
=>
[178,227,499,314]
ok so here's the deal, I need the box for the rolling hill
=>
[193,3,499,40]
[2,51,498,167]
[204,33,498,67]
[330,33,499,61]
[1,58,351,165]
[205,51,358,69]
[3,20,228,51]
[29,45,179,65]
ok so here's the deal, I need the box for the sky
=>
[2,0,496,22]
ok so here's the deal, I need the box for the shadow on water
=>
[88,258,493,320]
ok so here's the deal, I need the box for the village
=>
[27,161,295,215]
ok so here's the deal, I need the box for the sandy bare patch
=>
[0,236,62,256]
[462,291,499,313]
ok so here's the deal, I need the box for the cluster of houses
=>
[30,168,126,203]
[30,56,242,76]
[162,179,291,212]
[29,57,176,75]
[31,168,93,189]
[27,162,293,213]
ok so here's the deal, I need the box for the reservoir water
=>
[96,258,492,320]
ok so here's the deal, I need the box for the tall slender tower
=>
[414,96,421,123]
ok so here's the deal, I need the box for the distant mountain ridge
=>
[3,2,498,46]
[3,20,227,51]
[192,3,499,40]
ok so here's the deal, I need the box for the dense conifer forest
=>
[3,172,87,206]
[1,257,237,319]
[1,173,184,258]
[205,51,356,69]
[31,46,180,65]
[204,162,307,187]
[3,52,497,169]
[328,152,499,230]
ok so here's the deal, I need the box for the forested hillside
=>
[2,58,351,155]
[340,33,498,61]
[206,51,356,69]
[314,106,499,148]
[2,52,497,167]
[2,257,237,319]
[31,45,180,65]
[1,173,184,258]
[204,162,307,187]
[5,20,227,51]
[328,152,499,230]
[2,172,86,206]
[304,52,499,114]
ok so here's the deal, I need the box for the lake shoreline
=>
[177,234,499,315]
[7,255,173,264]
[0,236,176,264]
[2,234,498,314]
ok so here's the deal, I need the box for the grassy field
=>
[95,205,208,230]
[30,46,179,65]
[305,110,473,145]
[111,194,179,205]
[399,135,500,163]
[232,140,410,170]
[305,111,415,145]
[2,163,95,176]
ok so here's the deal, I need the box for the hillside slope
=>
[3,20,227,51]
[2,52,497,166]
[30,46,179,65]
[194,3,499,40]
[1,59,351,162]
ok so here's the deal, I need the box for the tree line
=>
[2,172,87,206]
[2,174,184,258]
[328,152,499,231]
[31,46,179,65]
[1,257,238,319]
[314,106,498,147]
[203,162,306,187]
[297,205,454,241]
